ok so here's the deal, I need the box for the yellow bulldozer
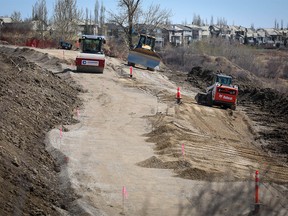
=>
[127,34,161,71]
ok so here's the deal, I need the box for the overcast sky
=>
[1,0,287,28]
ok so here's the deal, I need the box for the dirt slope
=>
[0,46,81,215]
[163,54,288,162]
[46,50,287,215]
[1,46,287,215]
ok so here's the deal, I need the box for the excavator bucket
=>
[127,34,161,70]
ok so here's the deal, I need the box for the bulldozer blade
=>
[128,49,160,69]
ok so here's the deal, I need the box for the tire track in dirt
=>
[31,48,288,215]
[115,67,288,184]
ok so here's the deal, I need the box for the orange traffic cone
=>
[176,87,182,104]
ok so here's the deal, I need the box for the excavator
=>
[195,74,238,110]
[127,34,161,70]
[75,35,106,73]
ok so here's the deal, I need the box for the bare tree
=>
[210,15,214,25]
[84,8,89,34]
[109,0,171,49]
[193,14,202,26]
[11,11,22,22]
[94,0,99,34]
[113,0,141,48]
[52,0,82,41]
[99,2,105,34]
[32,0,48,38]
[138,4,171,34]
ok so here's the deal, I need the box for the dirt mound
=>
[176,167,209,180]
[182,55,288,162]
[240,87,288,157]
[142,85,288,183]
[186,66,214,90]
[137,156,167,169]
[0,48,82,215]
[137,156,216,181]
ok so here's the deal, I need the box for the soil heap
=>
[0,47,82,215]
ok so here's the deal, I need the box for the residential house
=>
[166,24,192,46]
[106,22,123,38]
[31,19,48,32]
[185,24,202,41]
[264,28,284,46]
[255,28,266,44]
[132,23,168,49]
[0,16,13,25]
[245,28,256,45]
[209,25,221,37]
[231,26,246,43]
[199,25,210,39]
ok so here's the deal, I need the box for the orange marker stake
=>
[176,87,182,104]
[122,186,128,212]
[181,144,185,158]
[255,170,259,204]
[129,66,133,78]
[60,127,63,139]
[254,170,260,214]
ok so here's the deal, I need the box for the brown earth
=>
[161,54,288,162]
[0,47,82,215]
[0,45,288,215]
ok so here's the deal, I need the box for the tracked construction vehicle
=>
[75,35,106,73]
[127,34,161,70]
[195,74,238,110]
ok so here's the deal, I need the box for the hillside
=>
[0,45,287,215]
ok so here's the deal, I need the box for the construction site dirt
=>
[0,45,287,215]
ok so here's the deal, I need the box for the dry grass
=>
[161,38,288,93]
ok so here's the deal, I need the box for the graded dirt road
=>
[5,47,287,215]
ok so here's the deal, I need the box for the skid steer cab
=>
[75,35,106,73]
[195,74,238,110]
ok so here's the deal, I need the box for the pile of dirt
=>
[139,54,288,183]
[239,87,288,158]
[182,55,288,162]
[137,156,217,181]
[0,48,82,215]
[142,101,288,184]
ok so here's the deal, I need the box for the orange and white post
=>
[129,66,133,78]
[176,87,182,104]
[254,170,260,214]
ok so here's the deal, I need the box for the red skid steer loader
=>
[195,74,238,110]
